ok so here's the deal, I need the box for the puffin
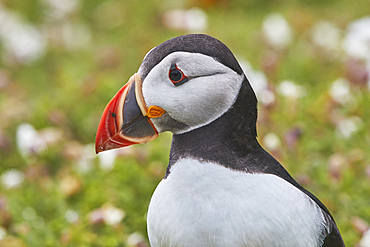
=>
[95,34,345,247]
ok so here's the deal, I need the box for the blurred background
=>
[0,0,369,246]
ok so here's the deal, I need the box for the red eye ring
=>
[169,64,188,86]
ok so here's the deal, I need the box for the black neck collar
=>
[166,76,276,177]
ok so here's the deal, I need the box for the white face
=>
[138,52,244,134]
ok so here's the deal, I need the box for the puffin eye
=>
[169,63,188,86]
[170,69,182,82]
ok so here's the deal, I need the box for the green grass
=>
[0,0,369,246]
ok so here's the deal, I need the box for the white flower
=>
[262,13,293,49]
[259,90,276,105]
[248,70,269,96]
[336,116,363,139]
[127,232,145,246]
[0,4,46,64]
[88,203,125,226]
[359,229,370,247]
[76,158,93,174]
[0,227,6,241]
[238,57,274,105]
[329,78,353,104]
[311,21,342,54]
[163,8,208,32]
[43,0,80,21]
[82,143,96,160]
[263,132,281,151]
[1,169,25,189]
[38,127,64,146]
[367,60,370,91]
[16,123,47,158]
[75,144,96,174]
[102,205,125,226]
[65,210,79,223]
[277,80,306,98]
[342,16,370,61]
[185,8,208,32]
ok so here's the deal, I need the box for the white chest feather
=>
[147,158,329,247]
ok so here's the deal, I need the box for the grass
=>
[0,0,369,246]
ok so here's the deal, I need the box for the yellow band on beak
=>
[133,73,165,119]
[134,73,148,117]
[147,105,166,118]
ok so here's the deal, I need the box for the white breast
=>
[147,158,329,247]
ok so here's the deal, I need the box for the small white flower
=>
[359,229,370,247]
[277,80,306,98]
[76,158,93,174]
[163,8,208,32]
[0,5,46,64]
[342,16,370,61]
[1,169,25,189]
[0,227,6,241]
[249,70,269,95]
[336,116,363,138]
[65,210,79,223]
[259,89,275,105]
[16,123,47,158]
[38,127,64,145]
[311,21,342,54]
[185,8,208,32]
[75,144,96,174]
[263,132,281,151]
[82,144,96,160]
[238,57,273,105]
[127,232,145,246]
[329,78,353,104]
[263,13,293,49]
[367,60,370,91]
[103,205,125,226]
[43,0,80,21]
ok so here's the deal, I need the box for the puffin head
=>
[95,34,256,154]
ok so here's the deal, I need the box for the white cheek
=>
[142,52,243,133]
[171,73,241,126]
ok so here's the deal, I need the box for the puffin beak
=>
[95,73,165,154]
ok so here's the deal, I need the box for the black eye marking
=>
[169,63,188,86]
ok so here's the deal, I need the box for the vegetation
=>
[0,0,369,246]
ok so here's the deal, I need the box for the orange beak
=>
[95,73,164,154]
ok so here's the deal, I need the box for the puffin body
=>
[95,34,345,247]
[148,158,330,247]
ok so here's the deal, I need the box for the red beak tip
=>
[95,146,102,154]
[95,142,104,154]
